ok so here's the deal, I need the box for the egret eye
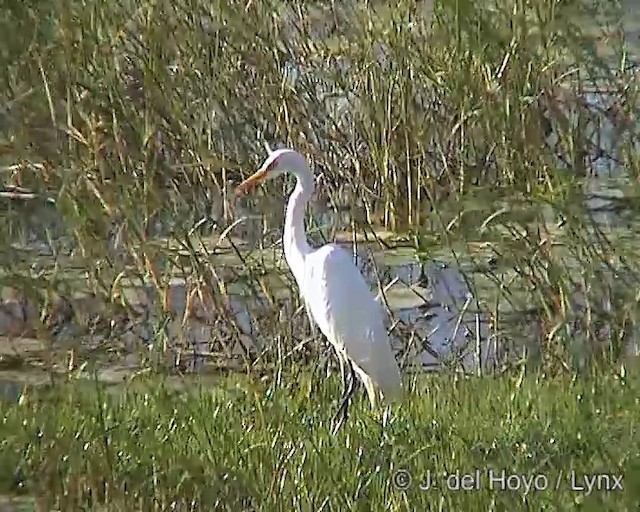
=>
[265,158,279,174]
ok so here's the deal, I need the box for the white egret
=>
[235,148,402,432]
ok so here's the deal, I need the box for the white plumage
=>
[303,244,402,407]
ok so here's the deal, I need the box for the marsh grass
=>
[0,365,639,510]
[0,0,638,373]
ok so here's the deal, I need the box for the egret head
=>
[235,148,308,195]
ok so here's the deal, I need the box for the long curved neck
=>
[283,166,314,284]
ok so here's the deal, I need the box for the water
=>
[1,223,638,397]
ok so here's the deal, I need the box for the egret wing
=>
[302,244,402,402]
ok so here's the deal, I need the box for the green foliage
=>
[1,367,638,510]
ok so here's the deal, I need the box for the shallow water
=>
[1,225,638,401]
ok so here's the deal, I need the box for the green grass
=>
[0,366,638,510]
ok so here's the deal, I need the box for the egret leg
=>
[338,350,347,392]
[310,343,331,398]
[332,357,357,435]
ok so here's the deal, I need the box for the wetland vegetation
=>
[1,0,640,509]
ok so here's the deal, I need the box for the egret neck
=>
[283,162,314,285]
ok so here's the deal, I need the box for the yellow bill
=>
[235,167,269,195]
